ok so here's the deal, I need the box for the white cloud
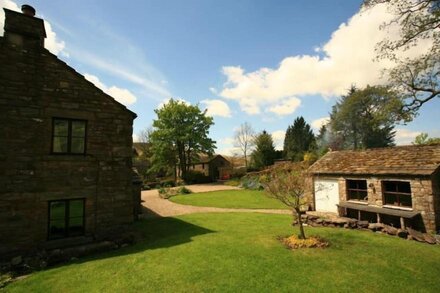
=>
[216,146,241,156]
[157,97,190,109]
[0,0,66,55]
[219,3,431,114]
[84,73,137,105]
[209,87,218,94]
[311,117,330,130]
[267,97,301,116]
[132,134,140,143]
[271,130,285,150]
[201,99,232,118]
[395,128,421,145]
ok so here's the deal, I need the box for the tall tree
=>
[329,85,407,149]
[315,124,330,156]
[251,130,276,169]
[149,99,216,181]
[364,0,440,114]
[233,122,255,170]
[413,133,440,145]
[283,117,316,161]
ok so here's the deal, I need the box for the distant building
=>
[308,145,440,232]
[0,6,140,259]
[190,155,232,181]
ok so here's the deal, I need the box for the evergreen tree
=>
[251,131,276,169]
[283,117,316,161]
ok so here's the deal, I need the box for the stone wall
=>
[432,170,440,233]
[328,174,437,232]
[0,23,136,258]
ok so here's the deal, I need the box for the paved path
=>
[141,183,291,218]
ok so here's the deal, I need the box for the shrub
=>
[239,175,263,190]
[183,170,211,184]
[224,178,240,187]
[142,184,151,191]
[177,186,192,194]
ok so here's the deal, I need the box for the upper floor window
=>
[346,179,368,201]
[52,118,87,154]
[383,181,412,208]
[48,199,85,239]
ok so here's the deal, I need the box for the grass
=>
[4,213,440,292]
[170,189,289,209]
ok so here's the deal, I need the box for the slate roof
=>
[309,144,440,176]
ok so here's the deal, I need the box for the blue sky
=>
[1,0,439,154]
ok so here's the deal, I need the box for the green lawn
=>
[170,189,289,209]
[5,213,440,292]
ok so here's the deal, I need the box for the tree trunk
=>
[244,150,247,171]
[295,208,306,239]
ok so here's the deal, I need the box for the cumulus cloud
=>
[209,87,218,94]
[201,99,232,118]
[157,97,190,109]
[219,3,431,115]
[395,128,421,145]
[311,117,330,130]
[271,130,285,150]
[84,73,137,105]
[0,0,66,55]
[267,97,301,116]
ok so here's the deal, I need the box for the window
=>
[52,118,87,154]
[48,199,85,239]
[383,181,412,208]
[346,179,368,201]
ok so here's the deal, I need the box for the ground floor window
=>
[346,179,368,201]
[48,199,85,239]
[383,181,412,208]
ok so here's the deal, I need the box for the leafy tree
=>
[412,133,440,145]
[251,130,277,169]
[329,85,408,149]
[315,124,330,156]
[364,0,440,114]
[263,163,310,239]
[133,127,153,178]
[149,99,216,181]
[283,117,316,161]
[233,122,255,170]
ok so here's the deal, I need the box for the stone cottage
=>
[190,154,232,181]
[308,145,440,233]
[0,6,140,259]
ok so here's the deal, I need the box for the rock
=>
[315,218,323,224]
[11,256,22,266]
[300,214,308,220]
[383,225,398,236]
[407,228,426,243]
[307,215,319,221]
[368,223,384,231]
[435,235,440,245]
[343,223,349,229]
[397,229,408,239]
[423,233,437,245]
[357,221,369,229]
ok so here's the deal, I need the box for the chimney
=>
[3,5,47,48]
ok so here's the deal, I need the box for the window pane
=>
[68,218,84,236]
[53,136,68,153]
[384,193,398,205]
[49,219,66,238]
[54,119,69,136]
[69,200,84,218]
[72,121,86,137]
[71,138,85,153]
[398,182,411,194]
[358,180,367,190]
[400,195,412,207]
[50,201,66,220]
[384,182,396,192]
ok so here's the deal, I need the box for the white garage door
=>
[314,179,339,213]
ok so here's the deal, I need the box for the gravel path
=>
[141,183,291,218]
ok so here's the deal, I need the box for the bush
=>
[177,186,192,194]
[183,171,211,184]
[142,184,151,191]
[158,186,193,199]
[224,178,240,187]
[239,175,263,190]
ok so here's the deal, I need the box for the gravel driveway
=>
[141,183,290,218]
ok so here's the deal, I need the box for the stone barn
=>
[190,155,232,181]
[0,6,140,259]
[308,145,440,233]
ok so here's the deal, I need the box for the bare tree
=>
[263,163,310,239]
[233,122,255,170]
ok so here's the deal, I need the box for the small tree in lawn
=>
[263,163,310,239]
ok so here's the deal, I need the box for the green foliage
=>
[315,124,330,157]
[223,178,241,187]
[240,174,264,190]
[182,170,211,184]
[251,131,277,169]
[283,117,316,161]
[149,99,216,180]
[329,85,407,150]
[412,133,440,145]
[177,186,192,194]
[158,186,193,199]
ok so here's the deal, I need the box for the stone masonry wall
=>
[0,36,135,258]
[333,174,436,232]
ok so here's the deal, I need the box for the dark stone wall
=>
[0,35,136,258]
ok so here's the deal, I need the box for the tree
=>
[283,117,316,161]
[329,85,408,149]
[133,127,153,178]
[149,99,216,181]
[413,132,440,145]
[263,163,310,239]
[315,124,330,156]
[233,122,255,170]
[364,0,440,114]
[251,131,276,169]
